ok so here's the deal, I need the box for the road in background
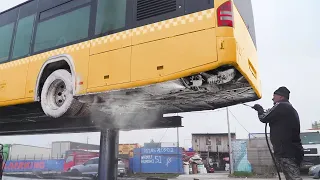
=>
[1,173,314,180]
[169,173,313,180]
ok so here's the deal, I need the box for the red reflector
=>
[217,1,233,27]
[79,82,83,85]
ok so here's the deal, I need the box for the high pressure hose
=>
[0,144,6,180]
[0,144,8,180]
[265,123,281,180]
[242,104,281,179]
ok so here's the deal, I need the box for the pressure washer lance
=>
[242,104,282,180]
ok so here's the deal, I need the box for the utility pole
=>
[226,107,234,174]
[217,145,220,168]
[87,136,89,152]
[177,127,180,148]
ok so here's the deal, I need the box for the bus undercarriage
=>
[0,66,257,123]
[76,66,258,115]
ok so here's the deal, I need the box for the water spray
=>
[241,104,281,180]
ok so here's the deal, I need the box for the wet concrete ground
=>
[169,173,313,180]
[2,173,315,180]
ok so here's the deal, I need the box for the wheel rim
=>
[47,79,68,110]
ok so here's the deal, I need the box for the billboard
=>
[3,160,64,172]
[132,147,183,174]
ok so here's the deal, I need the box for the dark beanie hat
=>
[274,86,290,99]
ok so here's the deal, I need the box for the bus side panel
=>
[131,9,217,82]
[131,8,216,46]
[87,47,131,89]
[0,59,29,102]
[233,0,257,48]
[25,56,49,99]
[131,28,218,81]
[232,3,261,97]
[25,45,91,99]
[70,47,91,95]
[89,30,132,56]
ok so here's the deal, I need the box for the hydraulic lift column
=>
[98,129,119,180]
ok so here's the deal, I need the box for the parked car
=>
[68,157,127,177]
[309,164,320,179]
[206,165,215,173]
[118,161,127,177]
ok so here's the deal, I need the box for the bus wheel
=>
[40,69,83,118]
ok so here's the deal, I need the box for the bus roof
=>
[0,0,34,15]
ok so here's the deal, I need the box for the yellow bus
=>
[0,0,261,118]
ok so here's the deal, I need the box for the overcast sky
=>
[1,0,319,149]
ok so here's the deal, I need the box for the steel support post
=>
[98,129,119,180]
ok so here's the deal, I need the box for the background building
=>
[191,133,236,170]
[312,121,320,129]
[192,133,236,153]
[51,141,100,159]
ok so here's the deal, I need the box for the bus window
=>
[12,14,36,59]
[95,0,127,35]
[34,5,91,52]
[0,23,15,63]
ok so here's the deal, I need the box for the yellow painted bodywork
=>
[0,57,29,102]
[88,47,131,88]
[0,0,261,107]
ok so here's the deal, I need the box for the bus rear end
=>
[85,0,261,114]
[215,0,260,98]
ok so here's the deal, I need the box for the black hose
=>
[0,144,4,180]
[265,123,281,180]
[0,144,8,180]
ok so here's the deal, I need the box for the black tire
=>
[75,103,91,117]
[40,69,84,118]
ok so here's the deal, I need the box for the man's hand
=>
[252,104,264,112]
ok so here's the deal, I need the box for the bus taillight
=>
[217,0,233,27]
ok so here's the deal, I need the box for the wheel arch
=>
[34,54,77,101]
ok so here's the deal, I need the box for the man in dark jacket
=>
[252,86,304,180]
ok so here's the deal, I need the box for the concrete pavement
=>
[2,173,314,180]
[169,173,314,180]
